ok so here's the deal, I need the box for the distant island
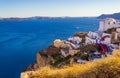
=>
[0,17,94,21]
[0,16,66,20]
[0,16,84,21]
[97,12,120,19]
[1,12,120,21]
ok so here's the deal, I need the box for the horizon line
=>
[0,15,98,18]
[0,12,118,18]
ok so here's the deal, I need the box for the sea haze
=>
[0,17,100,78]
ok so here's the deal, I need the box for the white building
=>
[85,36,96,44]
[102,33,112,38]
[110,28,120,42]
[87,31,100,39]
[68,37,82,44]
[65,40,80,49]
[101,38,111,44]
[99,18,120,31]
[116,28,120,40]
[116,28,120,33]
[119,43,120,49]
[100,33,112,44]
[85,31,101,44]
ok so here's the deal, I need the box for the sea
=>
[0,17,100,78]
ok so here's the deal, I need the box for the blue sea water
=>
[0,17,100,78]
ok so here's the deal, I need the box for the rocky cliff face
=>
[36,46,60,67]
[24,45,61,72]
[20,18,120,78]
[23,32,88,71]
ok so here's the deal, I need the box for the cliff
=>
[24,45,61,71]
[22,28,120,77]
[24,32,88,72]
[97,12,120,19]
[21,49,120,78]
[21,18,120,78]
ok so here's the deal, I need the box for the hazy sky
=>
[0,0,120,17]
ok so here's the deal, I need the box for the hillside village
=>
[21,18,120,78]
[24,18,120,72]
[52,18,120,64]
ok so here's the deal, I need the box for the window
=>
[113,22,115,24]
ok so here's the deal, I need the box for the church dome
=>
[105,18,116,25]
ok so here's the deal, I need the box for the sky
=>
[0,0,120,17]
